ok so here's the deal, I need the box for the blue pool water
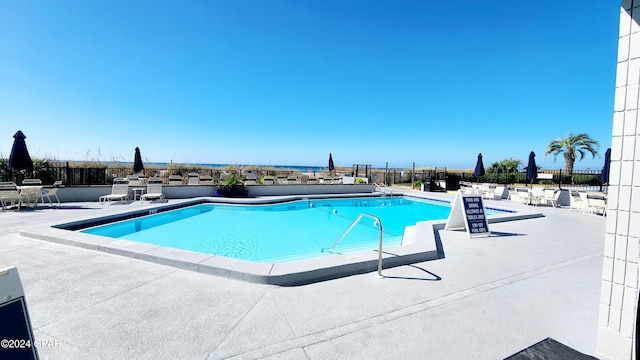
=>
[82,196,457,263]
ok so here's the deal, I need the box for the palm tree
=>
[545,132,599,174]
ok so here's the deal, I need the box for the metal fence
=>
[0,160,606,190]
[387,168,605,191]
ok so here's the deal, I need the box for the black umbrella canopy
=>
[473,153,485,178]
[8,130,33,171]
[328,153,335,173]
[601,148,611,185]
[526,151,538,183]
[133,147,144,174]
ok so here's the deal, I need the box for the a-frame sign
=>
[444,191,491,238]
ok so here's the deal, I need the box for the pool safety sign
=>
[445,191,490,238]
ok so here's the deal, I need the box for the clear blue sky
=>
[0,0,620,170]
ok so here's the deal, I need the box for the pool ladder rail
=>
[374,183,393,197]
[326,213,385,279]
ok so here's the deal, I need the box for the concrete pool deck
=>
[19,192,544,286]
[0,189,606,359]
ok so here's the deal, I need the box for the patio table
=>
[17,186,43,208]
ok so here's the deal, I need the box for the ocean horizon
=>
[51,160,422,171]
[96,161,359,172]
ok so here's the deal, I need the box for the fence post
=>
[66,162,70,186]
[412,162,415,185]
[559,169,562,189]
[385,162,388,185]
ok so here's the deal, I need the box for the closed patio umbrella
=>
[526,151,537,185]
[328,153,335,175]
[473,153,485,182]
[601,148,611,185]
[133,147,144,174]
[9,130,33,171]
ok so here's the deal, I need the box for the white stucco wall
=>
[597,2,640,358]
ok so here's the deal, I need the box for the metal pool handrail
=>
[330,212,385,278]
[374,183,392,196]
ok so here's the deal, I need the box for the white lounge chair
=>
[0,182,24,210]
[570,191,586,211]
[515,187,532,205]
[99,179,130,204]
[199,175,214,185]
[168,175,183,185]
[584,192,607,216]
[187,172,200,185]
[483,185,505,200]
[530,187,545,206]
[481,184,497,199]
[140,177,165,202]
[262,176,274,185]
[127,175,144,186]
[244,174,258,185]
[542,188,560,208]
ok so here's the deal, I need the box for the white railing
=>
[327,212,385,278]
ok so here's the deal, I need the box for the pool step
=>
[402,225,417,246]
[402,221,439,255]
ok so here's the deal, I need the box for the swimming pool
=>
[81,196,456,263]
[26,193,540,285]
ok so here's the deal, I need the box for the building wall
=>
[597,1,640,358]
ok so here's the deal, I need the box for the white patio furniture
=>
[99,179,130,204]
[140,177,165,202]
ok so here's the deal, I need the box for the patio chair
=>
[530,187,545,206]
[0,182,24,210]
[515,187,532,205]
[21,178,42,185]
[99,179,130,204]
[262,176,274,185]
[244,174,258,185]
[168,175,183,185]
[20,179,45,206]
[199,175,214,185]
[570,191,586,211]
[187,172,200,185]
[286,176,300,184]
[542,188,560,208]
[40,186,61,206]
[483,185,505,200]
[140,177,165,202]
[481,184,496,199]
[493,185,506,200]
[127,175,144,186]
[307,177,318,184]
[584,192,607,216]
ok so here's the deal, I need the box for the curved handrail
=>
[374,183,392,196]
[329,212,385,278]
